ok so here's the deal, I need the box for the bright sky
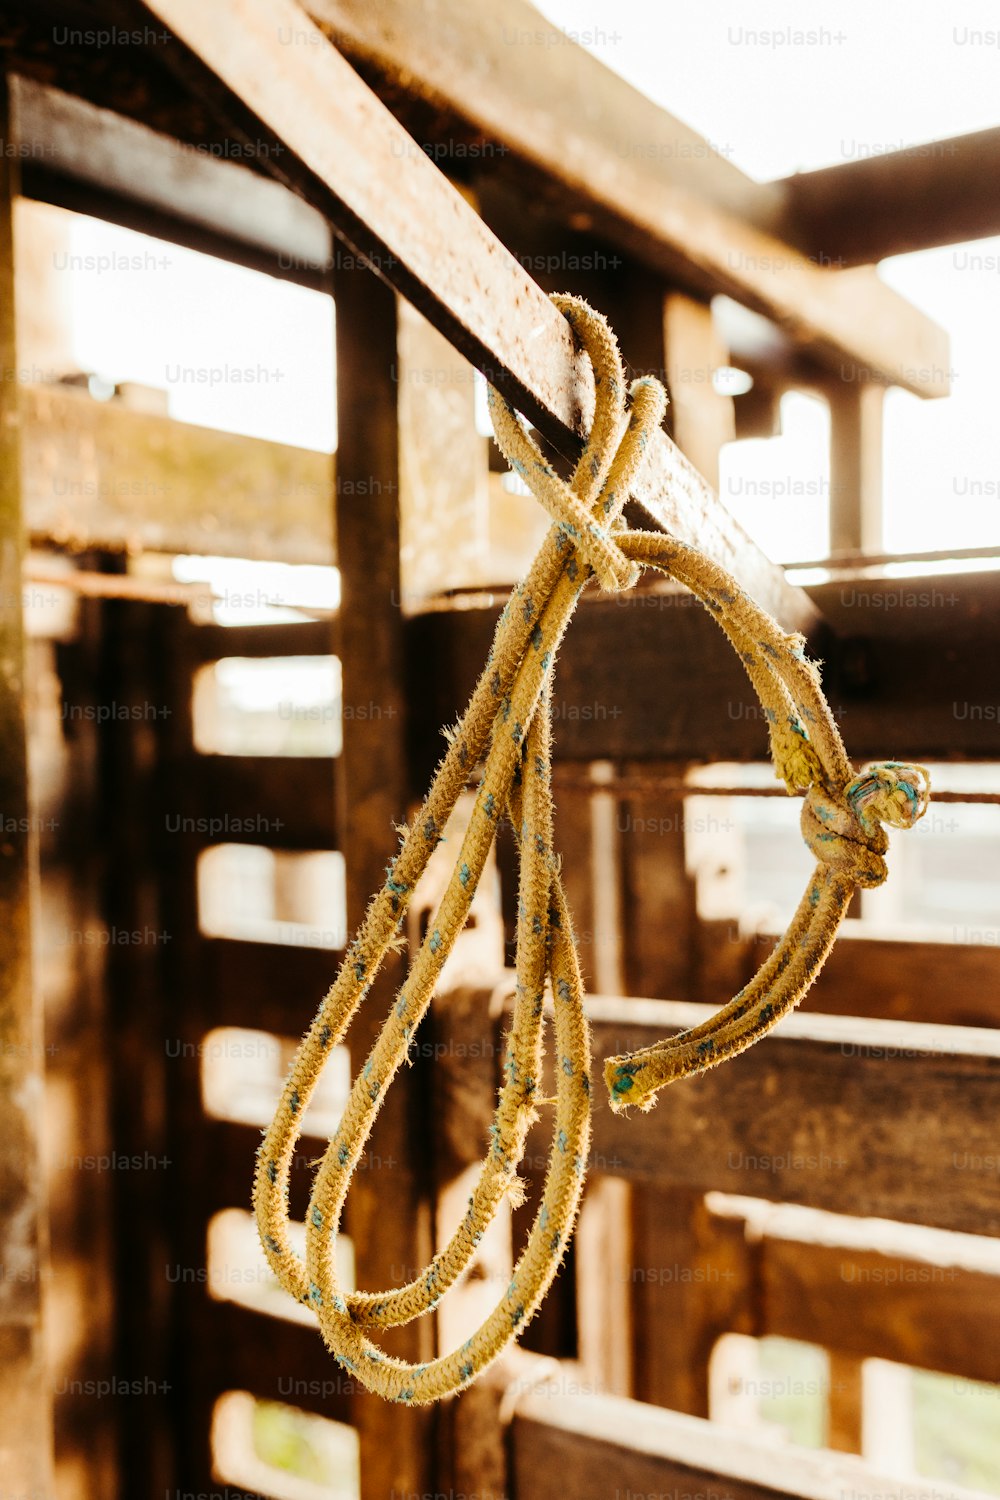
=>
[534,0,1000,181]
[62,0,1000,563]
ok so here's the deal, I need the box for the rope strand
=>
[254,294,929,1402]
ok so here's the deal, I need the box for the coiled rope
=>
[254,294,929,1403]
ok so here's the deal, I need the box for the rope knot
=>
[487,294,667,598]
[846,760,931,834]
[801,762,930,888]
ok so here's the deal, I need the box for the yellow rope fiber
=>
[254,294,930,1404]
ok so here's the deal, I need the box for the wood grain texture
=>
[15,75,332,287]
[437,987,1000,1235]
[306,0,950,397]
[21,382,334,563]
[136,0,821,636]
[780,126,1000,266]
[407,567,1000,768]
[511,1384,983,1500]
[752,1204,1000,1388]
[332,263,434,1499]
[0,71,53,1500]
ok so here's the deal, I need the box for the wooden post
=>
[333,262,435,1499]
[827,1349,865,1453]
[828,380,885,556]
[0,69,54,1497]
[664,292,736,492]
[631,1189,755,1416]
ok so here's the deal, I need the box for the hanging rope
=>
[254,294,929,1403]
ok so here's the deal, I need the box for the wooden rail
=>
[20,384,334,563]
[408,568,1000,765]
[136,0,824,635]
[436,986,1000,1236]
[510,1384,985,1500]
[305,0,950,397]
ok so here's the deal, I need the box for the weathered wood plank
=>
[189,619,333,662]
[437,987,1000,1235]
[780,126,1000,266]
[332,261,432,1499]
[136,0,822,636]
[306,0,950,398]
[21,383,334,563]
[663,291,736,491]
[182,753,337,850]
[200,937,340,1033]
[736,1200,1000,1389]
[199,1300,355,1424]
[0,71,53,1499]
[631,1188,755,1417]
[827,382,884,556]
[15,76,333,288]
[511,1384,984,1500]
[407,567,1000,769]
[591,1000,1000,1236]
[800,932,1000,1029]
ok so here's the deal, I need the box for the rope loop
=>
[255,293,930,1402]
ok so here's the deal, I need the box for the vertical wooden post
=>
[0,70,54,1496]
[828,381,885,556]
[333,263,435,1499]
[827,1349,865,1453]
[663,292,736,491]
[631,1191,756,1416]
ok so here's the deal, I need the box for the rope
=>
[254,294,929,1403]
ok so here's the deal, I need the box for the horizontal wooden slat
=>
[200,938,340,1034]
[15,77,332,289]
[435,986,1000,1235]
[780,126,1000,266]
[511,1385,983,1500]
[407,568,1000,767]
[184,754,336,849]
[22,384,334,564]
[188,1299,354,1424]
[726,1199,1000,1388]
[801,932,1000,1028]
[307,0,949,398]
[591,1000,1000,1236]
[189,620,334,662]
[195,1123,339,1225]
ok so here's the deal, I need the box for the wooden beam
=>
[201,937,340,1034]
[332,261,433,1499]
[510,1384,978,1500]
[801,932,1000,1029]
[700,926,1000,1030]
[780,126,1000,266]
[828,381,884,556]
[182,754,338,850]
[590,1000,1000,1236]
[135,0,823,636]
[21,383,334,563]
[14,76,332,289]
[8,1,948,403]
[737,1200,1000,1390]
[0,71,53,1499]
[305,0,950,398]
[663,292,736,493]
[407,567,1000,770]
[437,987,1000,1236]
[630,1189,755,1417]
[312,0,788,235]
